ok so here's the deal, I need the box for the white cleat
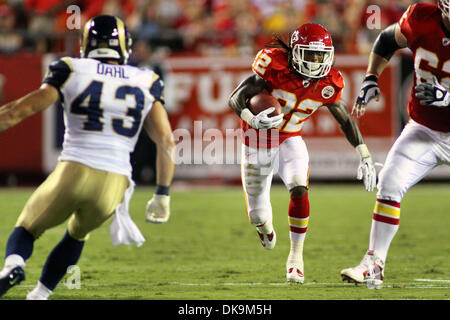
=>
[26,281,52,300]
[341,250,384,288]
[256,230,276,250]
[366,255,385,290]
[286,264,304,284]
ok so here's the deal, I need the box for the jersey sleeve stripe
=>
[149,73,165,104]
[42,58,73,91]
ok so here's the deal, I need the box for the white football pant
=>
[377,119,450,202]
[241,136,309,226]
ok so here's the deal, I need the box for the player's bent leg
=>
[1,162,81,298]
[278,137,310,284]
[241,145,277,250]
[15,162,85,239]
[342,121,440,289]
[27,165,129,299]
[27,230,85,300]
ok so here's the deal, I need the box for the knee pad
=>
[289,185,308,197]
[376,168,404,203]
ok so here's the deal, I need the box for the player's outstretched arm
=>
[0,84,59,132]
[144,101,175,224]
[327,100,377,192]
[352,23,408,118]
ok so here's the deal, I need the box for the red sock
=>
[288,194,310,241]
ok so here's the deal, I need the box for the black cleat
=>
[0,266,25,298]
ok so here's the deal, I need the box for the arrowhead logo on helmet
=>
[80,15,133,65]
[290,23,334,79]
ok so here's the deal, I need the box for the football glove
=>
[352,75,380,118]
[145,194,170,224]
[241,108,284,130]
[355,144,377,192]
[414,77,450,108]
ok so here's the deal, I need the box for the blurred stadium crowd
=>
[0,0,430,61]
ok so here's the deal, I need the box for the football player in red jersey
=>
[228,23,377,284]
[341,1,450,289]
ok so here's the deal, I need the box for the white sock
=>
[369,220,399,262]
[287,240,304,267]
[27,281,52,300]
[369,199,401,262]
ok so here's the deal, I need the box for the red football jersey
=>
[399,3,450,133]
[242,48,344,148]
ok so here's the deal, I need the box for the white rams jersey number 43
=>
[43,57,164,177]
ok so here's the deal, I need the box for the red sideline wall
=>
[0,54,43,172]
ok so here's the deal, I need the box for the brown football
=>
[248,93,282,117]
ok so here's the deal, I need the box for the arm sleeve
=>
[327,71,345,105]
[251,49,275,82]
[399,4,417,46]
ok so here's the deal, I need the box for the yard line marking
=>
[18,281,450,290]
[415,279,450,283]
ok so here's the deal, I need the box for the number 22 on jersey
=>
[253,51,323,133]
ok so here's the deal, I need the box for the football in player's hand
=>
[248,92,282,117]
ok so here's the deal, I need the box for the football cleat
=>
[286,264,304,284]
[26,281,52,300]
[340,250,384,288]
[256,230,276,250]
[0,266,25,298]
[26,291,49,300]
[366,255,385,290]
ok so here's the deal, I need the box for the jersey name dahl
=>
[97,63,129,79]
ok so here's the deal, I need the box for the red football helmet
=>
[290,23,334,79]
[439,0,450,19]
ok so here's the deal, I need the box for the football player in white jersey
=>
[0,15,175,299]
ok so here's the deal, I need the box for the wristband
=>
[356,144,371,159]
[155,184,170,196]
[240,108,254,125]
[364,74,378,83]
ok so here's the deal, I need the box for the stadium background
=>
[0,0,449,187]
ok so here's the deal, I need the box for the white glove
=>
[241,108,284,129]
[352,75,380,118]
[356,144,377,192]
[415,77,450,108]
[145,194,170,224]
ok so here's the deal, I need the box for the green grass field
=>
[0,183,448,301]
